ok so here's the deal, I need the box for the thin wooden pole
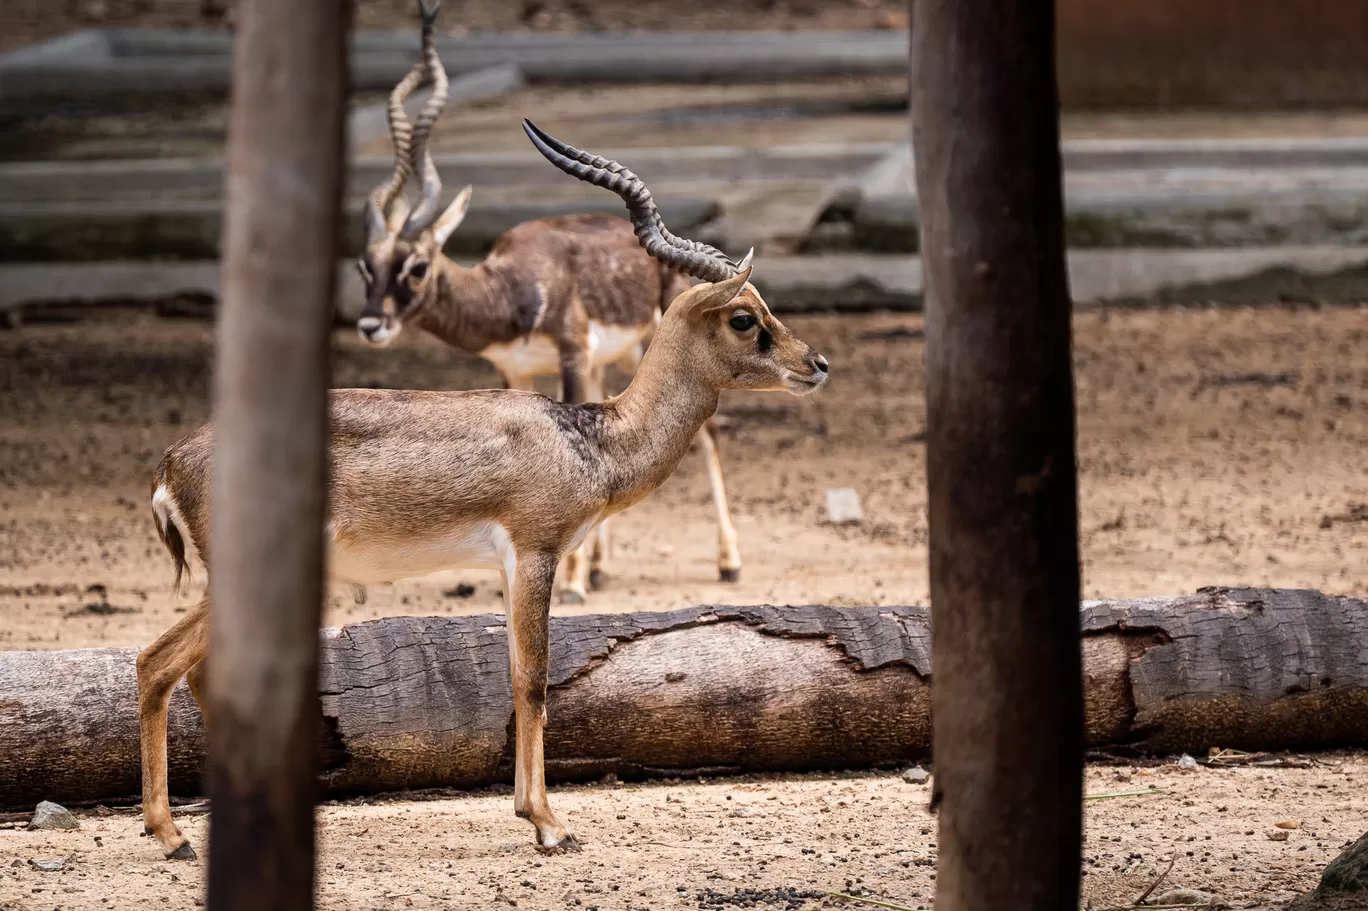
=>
[910,1,1084,909]
[206,0,348,908]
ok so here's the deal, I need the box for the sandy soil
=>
[2,302,1367,908]
[3,303,1367,650]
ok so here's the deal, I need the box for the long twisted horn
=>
[520,119,748,283]
[400,0,450,238]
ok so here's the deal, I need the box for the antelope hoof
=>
[536,835,582,854]
[588,569,605,591]
[719,568,741,583]
[167,841,198,862]
[559,589,586,606]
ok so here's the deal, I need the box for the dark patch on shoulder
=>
[546,400,607,463]
[483,265,546,335]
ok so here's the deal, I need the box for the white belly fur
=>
[480,322,650,383]
[328,520,511,585]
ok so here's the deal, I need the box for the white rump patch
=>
[480,321,651,386]
[481,332,560,379]
[151,483,203,571]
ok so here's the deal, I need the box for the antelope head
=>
[522,119,830,397]
[356,0,471,347]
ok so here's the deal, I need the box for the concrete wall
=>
[1057,0,1368,107]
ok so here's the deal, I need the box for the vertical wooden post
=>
[910,2,1084,910]
[206,1,348,909]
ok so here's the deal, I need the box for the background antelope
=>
[355,1,741,604]
[137,123,829,859]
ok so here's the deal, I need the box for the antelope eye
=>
[407,261,429,281]
[729,313,757,332]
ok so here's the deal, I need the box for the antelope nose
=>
[812,353,829,373]
[357,316,382,337]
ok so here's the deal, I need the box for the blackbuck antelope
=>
[353,2,739,603]
[137,122,829,859]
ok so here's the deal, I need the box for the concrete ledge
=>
[0,144,891,203]
[0,29,910,111]
[811,173,1368,253]
[101,28,909,57]
[5,247,1367,324]
[806,139,1368,252]
[0,197,719,262]
[754,247,1368,311]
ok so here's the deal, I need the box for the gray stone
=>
[28,801,79,831]
[1176,753,1200,771]
[31,858,65,872]
[901,766,930,784]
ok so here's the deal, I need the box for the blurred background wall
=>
[5,0,1366,107]
[1057,0,1368,107]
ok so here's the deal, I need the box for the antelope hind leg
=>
[137,596,209,860]
[698,418,741,581]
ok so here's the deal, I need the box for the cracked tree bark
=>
[1,589,1366,809]
[203,0,347,906]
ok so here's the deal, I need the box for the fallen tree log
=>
[1,587,1365,809]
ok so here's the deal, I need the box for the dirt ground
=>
[3,302,1367,649]
[2,302,1368,908]
[0,0,911,54]
[3,757,1366,911]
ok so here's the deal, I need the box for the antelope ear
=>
[432,185,473,248]
[691,264,753,315]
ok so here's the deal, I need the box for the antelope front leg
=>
[698,417,741,581]
[137,596,209,860]
[502,549,579,851]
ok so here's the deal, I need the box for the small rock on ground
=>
[824,488,863,525]
[31,858,66,872]
[1154,888,1213,905]
[901,766,930,784]
[29,801,79,831]
[1176,753,1200,771]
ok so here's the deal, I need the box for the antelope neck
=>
[409,257,522,352]
[596,317,721,502]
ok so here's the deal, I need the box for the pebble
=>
[29,801,79,831]
[1176,754,1200,771]
[1154,888,1213,905]
[1274,820,1301,830]
[31,858,66,872]
[901,766,930,784]
[1268,829,1290,841]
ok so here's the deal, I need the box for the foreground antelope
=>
[354,2,740,603]
[137,123,830,859]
